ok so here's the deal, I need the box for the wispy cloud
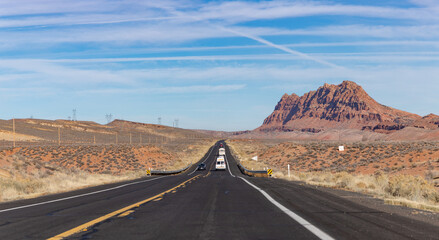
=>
[78,84,246,94]
[194,1,439,23]
[1,0,438,28]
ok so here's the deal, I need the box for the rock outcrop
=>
[260,81,426,133]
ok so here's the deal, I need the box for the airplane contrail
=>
[220,27,343,69]
[152,4,343,69]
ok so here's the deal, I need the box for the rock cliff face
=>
[260,81,423,132]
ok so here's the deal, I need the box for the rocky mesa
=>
[259,81,437,134]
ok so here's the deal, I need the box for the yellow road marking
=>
[117,210,134,218]
[47,175,200,240]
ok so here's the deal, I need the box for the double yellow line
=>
[48,175,201,240]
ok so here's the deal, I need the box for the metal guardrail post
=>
[237,162,270,177]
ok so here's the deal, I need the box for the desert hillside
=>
[0,118,208,148]
[0,118,215,202]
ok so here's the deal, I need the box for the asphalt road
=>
[0,141,438,239]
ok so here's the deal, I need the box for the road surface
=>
[0,141,438,239]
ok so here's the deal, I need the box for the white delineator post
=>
[288,164,290,178]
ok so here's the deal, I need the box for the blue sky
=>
[1,0,438,131]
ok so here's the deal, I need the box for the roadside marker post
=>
[288,164,290,178]
[267,169,273,177]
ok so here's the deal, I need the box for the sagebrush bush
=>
[385,175,439,203]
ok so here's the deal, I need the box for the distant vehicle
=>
[197,163,206,170]
[218,148,226,156]
[215,156,226,170]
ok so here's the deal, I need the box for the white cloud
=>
[1,0,438,29]
[0,59,137,85]
[77,84,246,94]
[193,1,439,23]
[2,58,439,86]
[278,24,439,39]
[0,59,437,115]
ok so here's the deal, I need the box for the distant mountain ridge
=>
[259,81,437,133]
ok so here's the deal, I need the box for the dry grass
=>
[166,140,217,170]
[226,139,269,170]
[0,169,146,202]
[0,140,217,202]
[273,171,439,212]
[227,139,439,212]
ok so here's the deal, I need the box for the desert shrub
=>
[385,175,439,203]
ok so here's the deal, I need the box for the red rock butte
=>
[259,81,437,133]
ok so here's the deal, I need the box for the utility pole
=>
[175,119,179,128]
[72,109,77,121]
[12,118,15,148]
[158,117,162,125]
[58,127,61,145]
[105,113,113,124]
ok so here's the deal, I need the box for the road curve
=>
[0,141,438,239]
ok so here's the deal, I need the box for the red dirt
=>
[0,144,187,176]
[229,139,439,177]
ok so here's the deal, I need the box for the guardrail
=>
[237,162,272,178]
[149,164,192,175]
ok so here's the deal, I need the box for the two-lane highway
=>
[1,141,438,239]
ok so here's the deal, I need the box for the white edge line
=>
[238,177,334,240]
[187,144,215,176]
[224,149,235,177]
[0,176,167,213]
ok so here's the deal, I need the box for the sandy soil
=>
[0,130,42,141]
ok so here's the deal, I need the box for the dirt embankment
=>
[0,140,215,202]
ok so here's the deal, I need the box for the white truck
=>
[215,156,226,170]
[218,148,226,156]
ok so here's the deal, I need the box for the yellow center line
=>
[47,175,200,240]
[117,210,134,218]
